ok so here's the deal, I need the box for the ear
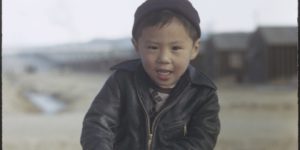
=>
[131,38,139,53]
[190,38,200,60]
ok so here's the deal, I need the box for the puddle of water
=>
[25,92,65,115]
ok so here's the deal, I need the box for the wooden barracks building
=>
[203,32,250,82]
[192,26,297,83]
[15,26,296,83]
[245,26,297,83]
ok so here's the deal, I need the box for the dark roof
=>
[256,26,297,45]
[210,32,251,51]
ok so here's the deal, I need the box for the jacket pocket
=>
[163,121,187,140]
[164,121,185,131]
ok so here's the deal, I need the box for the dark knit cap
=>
[132,0,201,38]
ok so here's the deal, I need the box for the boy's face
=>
[133,18,200,88]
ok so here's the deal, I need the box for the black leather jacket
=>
[80,59,220,150]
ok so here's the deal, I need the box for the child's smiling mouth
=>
[156,69,172,81]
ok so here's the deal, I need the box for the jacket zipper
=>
[149,105,172,149]
[184,123,187,136]
[135,88,152,150]
[149,83,190,149]
[148,132,153,150]
[149,112,188,149]
[135,76,190,150]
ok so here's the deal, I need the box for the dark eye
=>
[148,46,158,50]
[172,46,182,51]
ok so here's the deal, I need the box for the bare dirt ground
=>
[2,71,298,150]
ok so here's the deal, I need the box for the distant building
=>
[191,40,207,74]
[31,38,137,72]
[204,32,251,82]
[245,26,297,82]
[2,53,56,73]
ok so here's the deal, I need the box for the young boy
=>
[80,0,220,150]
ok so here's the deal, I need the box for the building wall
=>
[245,34,268,83]
[267,45,297,80]
[204,39,218,79]
[246,27,297,83]
[217,51,245,81]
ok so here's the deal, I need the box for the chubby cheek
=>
[175,62,189,76]
[140,54,156,72]
[140,53,154,64]
[175,57,190,70]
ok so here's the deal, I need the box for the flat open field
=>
[2,71,298,150]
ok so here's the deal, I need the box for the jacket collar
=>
[111,59,217,90]
[188,65,217,90]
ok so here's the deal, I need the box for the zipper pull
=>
[184,124,187,136]
[148,133,153,150]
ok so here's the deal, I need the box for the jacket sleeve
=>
[162,89,220,150]
[80,73,121,150]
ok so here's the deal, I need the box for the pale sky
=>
[3,0,297,51]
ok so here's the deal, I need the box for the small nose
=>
[157,49,171,64]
